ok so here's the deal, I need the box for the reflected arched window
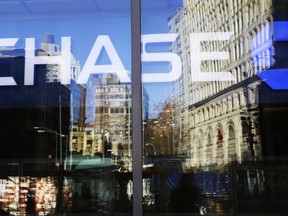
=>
[228,125,236,140]
[217,126,223,145]
[242,121,249,136]
[207,126,213,146]
[228,125,237,160]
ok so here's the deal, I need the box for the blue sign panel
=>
[256,22,288,90]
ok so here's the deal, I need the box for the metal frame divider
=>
[131,0,143,216]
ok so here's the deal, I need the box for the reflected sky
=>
[142,0,182,115]
[0,0,183,117]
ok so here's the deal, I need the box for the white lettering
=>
[0,38,18,47]
[24,37,71,85]
[142,34,182,82]
[77,35,131,84]
[0,33,237,86]
[0,38,19,86]
[190,32,235,81]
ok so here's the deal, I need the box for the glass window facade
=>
[0,0,288,215]
[0,0,133,215]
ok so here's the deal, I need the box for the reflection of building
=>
[40,33,86,126]
[170,0,288,168]
[41,34,89,160]
[68,65,133,160]
[70,125,103,156]
[93,73,132,157]
[0,49,70,162]
[41,33,81,84]
[169,6,191,157]
[144,101,174,156]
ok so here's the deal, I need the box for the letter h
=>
[24,37,71,85]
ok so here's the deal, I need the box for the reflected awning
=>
[74,157,113,170]
[64,155,114,170]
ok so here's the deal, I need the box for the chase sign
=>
[0,21,287,90]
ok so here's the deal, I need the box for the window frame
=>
[131,0,143,216]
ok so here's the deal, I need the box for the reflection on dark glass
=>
[0,0,132,215]
[142,0,288,215]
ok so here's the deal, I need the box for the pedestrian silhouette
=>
[26,190,36,215]
[169,174,198,213]
[81,183,91,200]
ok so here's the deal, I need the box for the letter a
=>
[77,35,131,84]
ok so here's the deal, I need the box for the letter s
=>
[142,34,182,83]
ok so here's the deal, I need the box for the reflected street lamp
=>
[34,126,67,166]
[145,143,156,156]
[34,126,67,214]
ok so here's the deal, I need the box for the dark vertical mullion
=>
[131,0,142,216]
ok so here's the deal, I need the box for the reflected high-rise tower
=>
[93,73,132,158]
[40,33,85,125]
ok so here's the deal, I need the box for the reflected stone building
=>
[169,0,287,168]
[70,124,103,156]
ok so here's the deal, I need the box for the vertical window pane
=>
[0,1,132,215]
[142,0,288,215]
